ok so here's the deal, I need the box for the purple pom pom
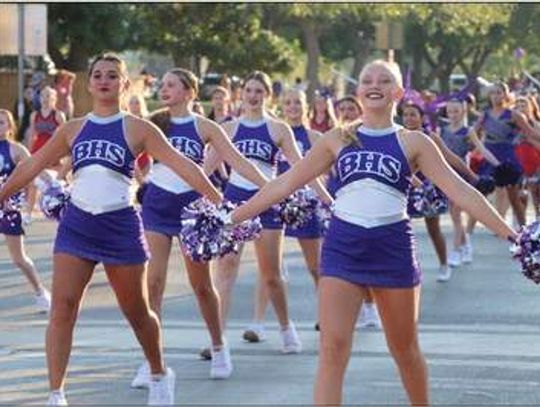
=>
[410,182,448,217]
[316,201,334,234]
[274,188,319,229]
[0,175,25,226]
[511,221,540,284]
[180,198,262,262]
[39,183,70,221]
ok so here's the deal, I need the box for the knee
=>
[192,282,216,301]
[319,335,351,366]
[262,273,283,292]
[50,295,81,325]
[387,337,422,364]
[148,274,166,297]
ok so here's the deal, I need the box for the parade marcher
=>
[227,59,516,406]
[213,70,332,354]
[242,88,325,341]
[440,99,500,266]
[26,87,66,217]
[309,90,337,133]
[130,68,269,384]
[0,53,223,406]
[401,101,484,282]
[0,109,51,313]
[513,95,540,221]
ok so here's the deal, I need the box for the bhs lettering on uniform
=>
[338,151,401,183]
[234,139,273,161]
[169,136,203,161]
[73,140,126,167]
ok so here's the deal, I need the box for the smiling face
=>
[88,59,128,103]
[446,100,465,124]
[357,62,402,115]
[515,97,531,117]
[0,110,15,140]
[401,105,423,131]
[282,90,306,123]
[487,84,507,108]
[40,87,57,110]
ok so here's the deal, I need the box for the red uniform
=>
[31,110,60,154]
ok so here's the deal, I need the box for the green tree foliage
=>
[403,4,513,91]
[48,4,135,71]
[132,4,296,77]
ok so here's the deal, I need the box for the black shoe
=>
[199,347,212,360]
[314,322,320,331]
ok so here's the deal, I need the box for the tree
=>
[132,4,297,77]
[48,4,135,71]
[402,4,513,92]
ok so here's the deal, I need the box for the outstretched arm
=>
[140,120,222,205]
[414,132,515,240]
[201,119,268,187]
[0,124,70,202]
[468,130,500,166]
[513,110,540,143]
[232,135,335,223]
[277,123,333,204]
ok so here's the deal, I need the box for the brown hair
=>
[168,68,199,98]
[211,85,230,99]
[243,71,272,96]
[0,109,17,141]
[88,52,128,78]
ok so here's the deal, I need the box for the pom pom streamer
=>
[510,221,540,284]
[0,175,26,227]
[410,182,448,218]
[39,183,70,221]
[274,188,320,229]
[180,198,262,262]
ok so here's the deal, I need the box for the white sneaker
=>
[242,323,266,343]
[448,250,462,268]
[131,361,150,389]
[358,303,382,329]
[436,265,452,282]
[460,244,473,264]
[35,289,51,314]
[46,390,68,406]
[210,342,233,379]
[280,321,302,354]
[148,367,175,406]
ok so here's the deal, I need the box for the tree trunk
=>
[66,43,91,72]
[347,39,371,95]
[302,21,321,103]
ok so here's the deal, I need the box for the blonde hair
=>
[281,88,308,125]
[359,59,403,88]
[0,109,16,141]
[128,93,149,118]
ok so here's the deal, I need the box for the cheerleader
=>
[439,98,499,265]
[401,102,483,282]
[228,59,515,405]
[0,109,51,313]
[243,88,325,341]
[0,53,222,406]
[213,71,332,354]
[131,68,268,384]
[309,90,337,133]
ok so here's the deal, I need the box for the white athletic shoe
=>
[131,361,150,389]
[358,303,382,329]
[242,323,266,343]
[35,289,51,314]
[436,265,452,282]
[210,342,233,379]
[148,367,175,406]
[461,244,473,264]
[46,390,68,406]
[280,321,302,354]
[448,250,462,268]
